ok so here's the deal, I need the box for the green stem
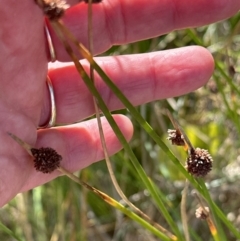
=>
[58,167,173,241]
[52,21,182,240]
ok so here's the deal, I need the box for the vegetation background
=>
[0,8,240,241]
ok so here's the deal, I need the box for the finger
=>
[1,1,47,126]
[39,46,214,125]
[46,0,240,60]
[21,114,133,192]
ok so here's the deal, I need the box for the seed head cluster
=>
[167,129,185,146]
[36,0,102,20]
[40,0,70,20]
[186,148,213,177]
[31,147,62,173]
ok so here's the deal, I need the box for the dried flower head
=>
[36,0,70,20]
[186,148,213,177]
[167,129,185,146]
[195,206,210,220]
[31,147,62,173]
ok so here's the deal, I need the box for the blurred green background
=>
[1,11,240,241]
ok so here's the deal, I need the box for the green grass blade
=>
[87,58,240,239]
[103,196,174,241]
[198,179,240,239]
[0,222,23,241]
[78,69,184,240]
[51,21,183,239]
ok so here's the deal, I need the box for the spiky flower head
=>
[167,129,185,146]
[31,147,62,173]
[186,148,213,177]
[41,0,69,20]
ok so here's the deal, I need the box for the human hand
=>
[0,0,239,207]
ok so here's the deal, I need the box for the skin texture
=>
[0,0,239,207]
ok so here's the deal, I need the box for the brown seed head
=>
[41,0,69,20]
[195,206,209,220]
[186,148,213,177]
[31,147,62,173]
[167,129,185,146]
